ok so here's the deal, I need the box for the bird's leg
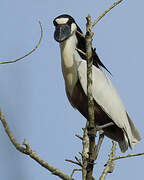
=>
[96,122,114,131]
[94,130,104,160]
[87,122,114,138]
[87,122,114,162]
[94,122,114,160]
[86,122,114,169]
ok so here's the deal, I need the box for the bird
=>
[53,14,141,152]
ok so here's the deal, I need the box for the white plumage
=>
[53,14,141,152]
[78,60,140,151]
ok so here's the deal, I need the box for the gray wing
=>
[77,60,140,151]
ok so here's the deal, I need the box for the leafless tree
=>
[0,1,144,180]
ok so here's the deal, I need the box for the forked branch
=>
[0,110,73,180]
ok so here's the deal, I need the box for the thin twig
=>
[79,152,83,157]
[0,21,43,64]
[112,152,144,161]
[65,159,82,167]
[92,0,123,27]
[75,134,83,141]
[0,110,73,180]
[76,48,86,56]
[75,156,83,167]
[70,168,82,178]
[99,141,116,180]
[76,30,85,38]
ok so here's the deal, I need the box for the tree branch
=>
[112,152,144,161]
[70,169,82,178]
[0,109,73,180]
[82,126,89,180]
[75,134,83,141]
[76,30,85,38]
[85,14,97,180]
[65,159,83,167]
[92,0,123,27]
[0,21,43,64]
[75,48,86,56]
[84,1,124,179]
[99,141,116,180]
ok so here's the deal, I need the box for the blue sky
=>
[0,0,144,180]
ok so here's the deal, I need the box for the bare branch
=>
[70,169,82,178]
[65,159,82,167]
[99,141,116,180]
[75,48,86,56]
[0,110,73,180]
[0,110,28,154]
[79,152,83,157]
[75,156,83,167]
[92,0,123,27]
[112,152,144,161]
[0,21,43,64]
[81,1,123,178]
[76,30,85,38]
[75,134,83,141]
[82,126,89,180]
[85,14,96,180]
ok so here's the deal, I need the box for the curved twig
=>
[92,0,123,27]
[0,21,43,64]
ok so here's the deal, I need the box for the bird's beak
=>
[54,24,71,42]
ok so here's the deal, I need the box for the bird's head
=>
[53,14,78,43]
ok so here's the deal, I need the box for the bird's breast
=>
[61,48,78,96]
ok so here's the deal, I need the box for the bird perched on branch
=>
[53,14,140,152]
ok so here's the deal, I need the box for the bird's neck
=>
[60,33,77,66]
[60,33,79,96]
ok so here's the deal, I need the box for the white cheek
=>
[71,23,77,33]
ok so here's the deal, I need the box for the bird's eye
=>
[53,20,57,26]
[67,19,73,25]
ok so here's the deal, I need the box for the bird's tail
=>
[119,113,141,152]
[126,113,141,148]
[118,134,129,152]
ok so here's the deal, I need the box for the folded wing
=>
[77,60,141,152]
